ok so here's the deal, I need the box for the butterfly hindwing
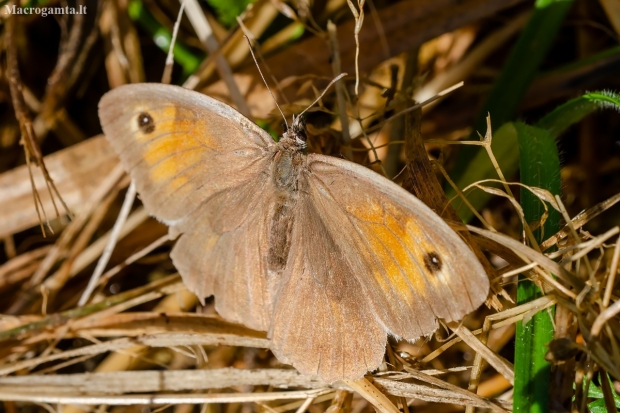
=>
[269,193,387,382]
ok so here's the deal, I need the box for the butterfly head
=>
[281,114,307,150]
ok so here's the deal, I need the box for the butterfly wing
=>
[270,154,488,381]
[269,193,387,382]
[305,154,489,338]
[98,83,277,329]
[170,178,279,330]
[98,83,274,228]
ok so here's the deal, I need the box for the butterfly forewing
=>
[98,83,274,231]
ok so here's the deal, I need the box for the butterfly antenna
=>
[298,73,347,117]
[244,36,288,130]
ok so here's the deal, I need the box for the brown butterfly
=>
[98,83,489,383]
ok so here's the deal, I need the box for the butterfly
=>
[98,83,489,383]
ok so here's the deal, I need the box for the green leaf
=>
[205,0,255,27]
[514,121,561,413]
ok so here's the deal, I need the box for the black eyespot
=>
[137,112,155,134]
[424,252,442,273]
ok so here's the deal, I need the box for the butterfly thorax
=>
[271,115,307,193]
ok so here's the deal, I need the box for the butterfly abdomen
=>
[267,201,294,276]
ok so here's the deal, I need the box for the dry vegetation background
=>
[1,0,620,412]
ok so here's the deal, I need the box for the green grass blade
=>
[514,122,561,412]
[536,90,620,137]
[447,0,574,221]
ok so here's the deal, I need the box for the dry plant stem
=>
[384,344,409,413]
[5,207,147,315]
[550,303,577,407]
[78,181,137,306]
[566,226,619,262]
[6,8,55,235]
[43,186,120,307]
[603,236,620,307]
[327,21,352,152]
[383,52,416,178]
[325,390,353,413]
[0,369,511,410]
[353,82,464,141]
[373,377,509,411]
[100,0,145,86]
[41,0,85,122]
[481,116,541,252]
[422,296,556,363]
[465,321,489,413]
[346,0,365,95]
[0,246,51,281]
[67,0,103,90]
[182,0,252,118]
[433,161,494,230]
[592,296,620,336]
[366,0,390,60]
[0,389,332,406]
[5,329,267,376]
[395,368,508,412]
[29,163,126,287]
[466,225,584,294]
[162,0,186,85]
[202,0,528,111]
[555,195,595,282]
[447,322,514,385]
[3,236,16,259]
[184,0,283,90]
[95,233,170,291]
[340,378,399,413]
[540,191,620,250]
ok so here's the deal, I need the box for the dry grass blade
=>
[340,378,399,413]
[183,0,252,117]
[0,389,333,406]
[373,378,510,411]
[0,137,119,239]
[466,225,585,295]
[0,369,512,411]
[448,322,514,385]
